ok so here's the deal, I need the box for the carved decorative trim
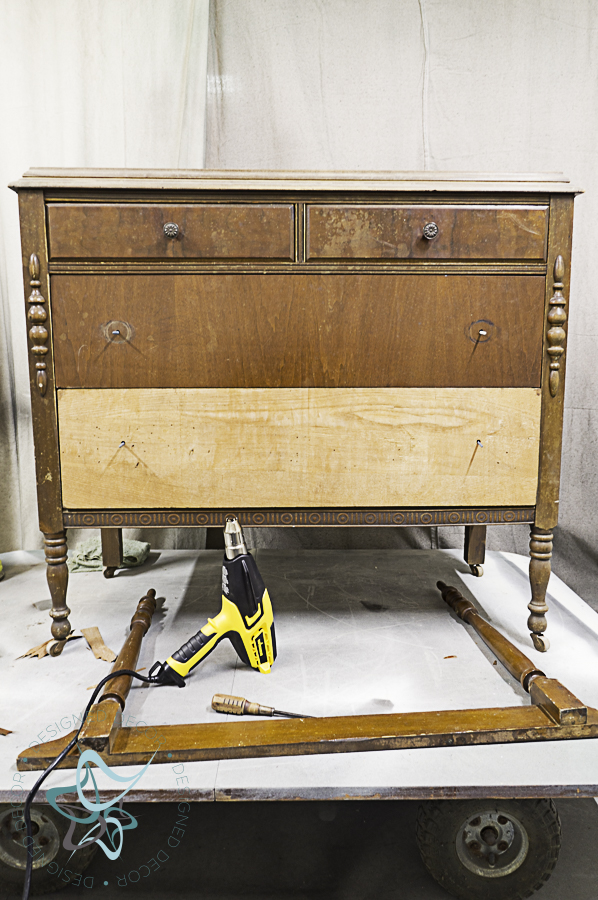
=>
[546,255,567,397]
[27,254,49,395]
[64,508,535,528]
[529,529,554,562]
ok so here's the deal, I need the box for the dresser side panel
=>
[535,195,575,528]
[17,190,63,533]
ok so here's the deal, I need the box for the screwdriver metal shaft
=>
[212,693,313,719]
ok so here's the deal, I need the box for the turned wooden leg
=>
[528,527,553,652]
[464,525,486,577]
[101,528,123,579]
[43,531,71,656]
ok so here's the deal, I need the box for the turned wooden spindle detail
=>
[27,254,49,396]
[44,531,71,653]
[438,581,545,690]
[101,589,157,708]
[527,528,554,652]
[546,255,567,398]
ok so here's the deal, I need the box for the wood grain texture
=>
[464,525,486,565]
[101,527,123,568]
[17,191,63,533]
[18,705,598,770]
[10,168,579,194]
[51,274,545,389]
[47,203,295,260]
[57,387,541,510]
[535,196,574,529]
[307,205,548,260]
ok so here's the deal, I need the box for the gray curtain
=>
[0,0,210,551]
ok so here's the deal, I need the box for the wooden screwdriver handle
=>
[212,693,274,717]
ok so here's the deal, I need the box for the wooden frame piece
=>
[17,584,598,772]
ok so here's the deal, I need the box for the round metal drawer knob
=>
[423,222,439,240]
[164,222,179,239]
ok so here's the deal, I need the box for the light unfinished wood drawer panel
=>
[58,388,541,510]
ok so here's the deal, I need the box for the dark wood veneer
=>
[47,203,295,260]
[51,273,545,389]
[306,205,548,260]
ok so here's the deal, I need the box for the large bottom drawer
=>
[57,388,541,509]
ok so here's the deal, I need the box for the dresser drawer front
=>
[52,274,545,389]
[58,387,541,510]
[47,203,295,260]
[306,205,548,260]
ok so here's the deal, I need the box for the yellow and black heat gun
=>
[151,517,276,687]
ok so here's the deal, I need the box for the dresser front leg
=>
[43,531,71,656]
[527,527,553,652]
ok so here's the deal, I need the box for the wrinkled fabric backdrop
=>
[1,0,597,601]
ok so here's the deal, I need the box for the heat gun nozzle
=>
[224,515,247,559]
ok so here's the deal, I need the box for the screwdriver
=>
[212,693,313,719]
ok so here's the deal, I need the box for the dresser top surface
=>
[9,168,581,194]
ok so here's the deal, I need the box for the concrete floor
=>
[22,799,598,899]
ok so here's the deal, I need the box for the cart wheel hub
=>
[0,808,61,870]
[457,809,529,878]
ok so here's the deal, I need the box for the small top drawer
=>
[306,204,548,261]
[46,203,295,260]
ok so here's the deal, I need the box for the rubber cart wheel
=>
[0,803,97,895]
[415,798,561,900]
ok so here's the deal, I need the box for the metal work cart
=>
[2,547,598,897]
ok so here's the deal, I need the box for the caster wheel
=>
[531,633,550,653]
[469,564,483,577]
[47,640,65,658]
[103,566,117,579]
[415,798,561,900]
[0,803,97,895]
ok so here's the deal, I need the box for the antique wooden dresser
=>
[10,169,577,655]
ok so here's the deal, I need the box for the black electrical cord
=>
[21,668,161,900]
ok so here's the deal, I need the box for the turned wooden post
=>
[101,589,157,709]
[43,531,71,655]
[527,527,553,652]
[437,581,545,691]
